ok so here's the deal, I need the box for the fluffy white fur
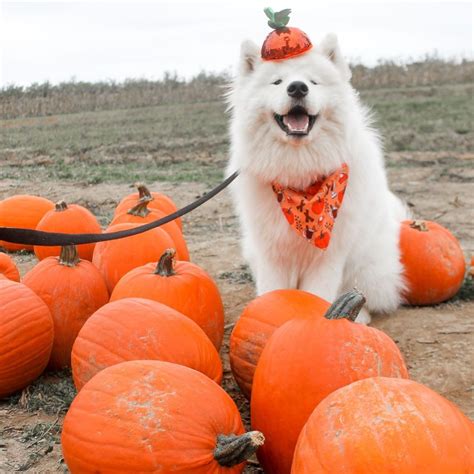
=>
[227,34,408,323]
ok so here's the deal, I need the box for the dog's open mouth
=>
[274,106,317,136]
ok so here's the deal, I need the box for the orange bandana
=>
[272,164,349,249]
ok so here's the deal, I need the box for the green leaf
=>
[274,8,292,22]
[268,20,280,29]
[264,7,275,22]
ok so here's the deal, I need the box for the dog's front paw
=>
[355,307,371,325]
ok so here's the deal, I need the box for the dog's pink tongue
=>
[283,113,309,132]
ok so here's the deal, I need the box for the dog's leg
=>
[298,254,344,304]
[254,255,297,295]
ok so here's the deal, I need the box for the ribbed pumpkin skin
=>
[62,360,246,473]
[230,290,330,399]
[71,298,222,390]
[0,252,20,282]
[400,220,466,305]
[0,280,54,398]
[0,195,54,251]
[292,377,474,474]
[251,317,409,474]
[92,223,176,292]
[110,208,189,261]
[34,204,101,261]
[114,191,182,229]
[23,256,109,370]
[110,261,224,349]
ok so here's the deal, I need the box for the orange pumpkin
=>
[110,249,224,349]
[34,200,102,261]
[114,183,182,230]
[0,252,20,282]
[400,220,466,305]
[230,289,330,399]
[23,245,109,370]
[251,290,409,474]
[261,9,312,61]
[71,297,222,390]
[92,222,176,292]
[0,195,54,251]
[0,279,54,398]
[110,198,189,261]
[292,377,474,474]
[62,360,264,473]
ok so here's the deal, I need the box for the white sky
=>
[0,0,472,87]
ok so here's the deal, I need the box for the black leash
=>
[0,171,239,247]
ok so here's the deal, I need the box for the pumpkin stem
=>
[58,245,80,267]
[214,431,265,467]
[154,249,176,276]
[127,197,152,218]
[134,182,153,201]
[55,200,68,212]
[324,289,366,322]
[410,220,429,232]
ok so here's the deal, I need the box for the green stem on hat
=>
[264,7,292,30]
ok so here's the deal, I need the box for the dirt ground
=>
[0,150,473,472]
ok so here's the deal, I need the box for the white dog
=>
[227,34,407,323]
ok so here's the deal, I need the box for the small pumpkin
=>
[62,360,265,473]
[110,198,189,261]
[110,249,224,349]
[23,245,109,370]
[261,8,312,61]
[0,252,20,282]
[400,220,466,305]
[292,377,474,474]
[0,279,54,398]
[92,222,176,292]
[114,183,182,230]
[71,297,222,390]
[230,289,330,399]
[251,290,409,474]
[0,195,54,251]
[34,200,102,261]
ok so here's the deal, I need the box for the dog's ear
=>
[319,33,351,82]
[239,40,261,76]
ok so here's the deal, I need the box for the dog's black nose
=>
[287,81,309,99]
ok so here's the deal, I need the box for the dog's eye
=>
[310,80,318,85]
[272,79,282,85]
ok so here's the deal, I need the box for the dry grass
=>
[1,58,472,119]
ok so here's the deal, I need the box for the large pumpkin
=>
[230,289,330,399]
[400,220,466,305]
[251,290,409,474]
[0,252,20,282]
[62,360,264,473]
[23,245,109,370]
[0,195,54,251]
[114,183,182,230]
[34,200,102,261]
[71,297,222,390]
[292,377,474,474]
[0,279,54,398]
[110,249,224,349]
[109,198,189,261]
[92,222,176,292]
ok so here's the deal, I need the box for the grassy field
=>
[1,83,472,188]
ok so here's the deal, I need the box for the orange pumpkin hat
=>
[261,8,312,61]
